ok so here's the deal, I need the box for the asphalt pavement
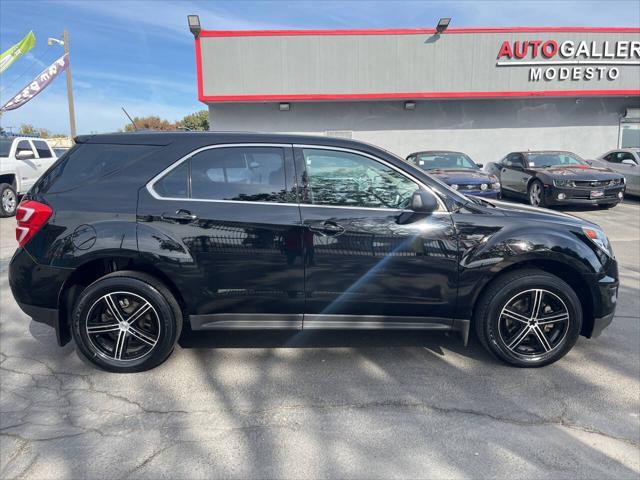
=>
[1,199,639,479]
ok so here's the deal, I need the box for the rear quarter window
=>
[33,143,161,194]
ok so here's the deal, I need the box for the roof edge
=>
[199,26,640,37]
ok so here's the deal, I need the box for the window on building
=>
[620,123,640,148]
[620,109,640,148]
[301,148,418,209]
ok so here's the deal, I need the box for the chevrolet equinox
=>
[9,132,618,372]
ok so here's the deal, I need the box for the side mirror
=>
[476,163,484,169]
[16,150,34,160]
[622,159,637,166]
[411,190,439,214]
[586,160,593,166]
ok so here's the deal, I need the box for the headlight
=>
[451,184,459,190]
[480,183,488,191]
[491,182,501,190]
[553,179,576,187]
[609,178,624,186]
[582,226,614,258]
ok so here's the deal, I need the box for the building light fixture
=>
[279,103,291,111]
[187,15,201,38]
[404,101,416,110]
[436,18,451,33]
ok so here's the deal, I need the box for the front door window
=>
[300,148,418,210]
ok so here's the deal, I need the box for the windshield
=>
[410,152,479,170]
[0,139,12,157]
[525,152,588,168]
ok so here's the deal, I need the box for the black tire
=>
[528,180,546,208]
[71,271,182,373]
[474,269,582,367]
[0,183,18,217]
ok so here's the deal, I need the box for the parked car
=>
[10,132,618,372]
[406,150,501,198]
[0,136,57,216]
[592,148,640,196]
[486,151,625,208]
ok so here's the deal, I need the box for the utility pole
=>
[63,30,76,138]
[49,31,76,138]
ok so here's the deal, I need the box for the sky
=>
[0,0,639,135]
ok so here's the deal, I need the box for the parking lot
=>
[0,199,638,479]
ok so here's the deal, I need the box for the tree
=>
[124,116,176,132]
[177,110,209,131]
[19,123,37,135]
[19,124,54,138]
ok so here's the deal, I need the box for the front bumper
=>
[582,256,618,338]
[544,184,625,206]
[465,189,501,199]
[591,312,615,338]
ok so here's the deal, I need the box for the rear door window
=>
[32,140,53,158]
[153,146,294,203]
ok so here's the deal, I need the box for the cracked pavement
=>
[1,200,639,479]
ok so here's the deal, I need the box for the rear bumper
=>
[16,302,57,328]
[9,247,71,345]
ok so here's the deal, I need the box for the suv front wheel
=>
[474,269,582,367]
[71,271,182,373]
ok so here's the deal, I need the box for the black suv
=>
[9,133,618,372]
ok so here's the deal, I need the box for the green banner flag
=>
[0,31,36,74]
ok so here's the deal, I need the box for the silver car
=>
[593,148,640,196]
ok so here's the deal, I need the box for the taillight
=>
[16,200,52,247]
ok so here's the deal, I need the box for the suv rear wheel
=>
[0,183,17,217]
[474,269,582,367]
[71,271,182,373]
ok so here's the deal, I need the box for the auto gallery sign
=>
[198,28,640,101]
[497,40,640,82]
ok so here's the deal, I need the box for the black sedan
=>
[486,151,625,208]
[406,151,501,198]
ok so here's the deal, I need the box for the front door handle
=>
[161,209,198,223]
[308,221,345,237]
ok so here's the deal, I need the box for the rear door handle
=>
[161,209,198,223]
[308,221,345,237]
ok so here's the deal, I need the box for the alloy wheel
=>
[2,188,16,214]
[529,183,542,206]
[498,289,570,357]
[85,291,161,361]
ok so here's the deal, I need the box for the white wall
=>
[208,97,639,165]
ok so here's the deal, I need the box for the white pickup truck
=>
[0,136,58,217]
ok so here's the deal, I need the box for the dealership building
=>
[194,25,640,163]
